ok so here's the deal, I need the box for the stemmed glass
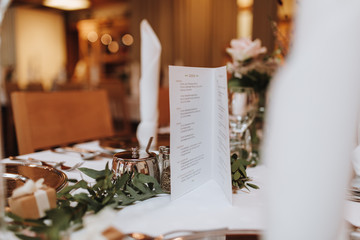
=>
[228,86,258,159]
[0,0,13,238]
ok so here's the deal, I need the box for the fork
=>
[64,162,84,171]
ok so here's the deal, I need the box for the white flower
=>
[226,38,267,62]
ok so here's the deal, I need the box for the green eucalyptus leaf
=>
[246,183,259,189]
[6,211,24,222]
[132,175,148,193]
[67,178,78,183]
[238,164,247,177]
[125,185,140,199]
[57,180,88,198]
[115,192,134,206]
[231,159,241,173]
[233,171,241,181]
[78,167,106,179]
[116,172,132,189]
[134,173,162,192]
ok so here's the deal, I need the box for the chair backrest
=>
[98,80,131,134]
[11,90,114,154]
[52,82,86,91]
[158,87,170,127]
[4,82,20,105]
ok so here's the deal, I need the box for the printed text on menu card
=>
[169,66,232,203]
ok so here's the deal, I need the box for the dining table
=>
[2,140,360,239]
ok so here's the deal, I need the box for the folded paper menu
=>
[169,66,232,203]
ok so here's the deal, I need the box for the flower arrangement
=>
[226,38,281,161]
[226,38,280,94]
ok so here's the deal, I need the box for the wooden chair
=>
[3,82,20,156]
[52,82,86,91]
[98,80,132,135]
[25,83,44,91]
[158,87,170,127]
[11,90,114,154]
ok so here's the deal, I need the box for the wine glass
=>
[228,86,258,159]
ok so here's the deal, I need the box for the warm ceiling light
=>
[43,0,91,11]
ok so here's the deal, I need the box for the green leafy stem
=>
[6,163,163,240]
[231,153,259,191]
[6,156,259,239]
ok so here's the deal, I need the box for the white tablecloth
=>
[2,141,359,238]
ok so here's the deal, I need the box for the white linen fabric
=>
[353,145,360,177]
[72,207,118,240]
[262,1,360,240]
[136,19,162,150]
[3,141,360,237]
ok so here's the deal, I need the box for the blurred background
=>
[0,0,294,157]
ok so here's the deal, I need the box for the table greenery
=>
[6,155,258,239]
[231,153,259,191]
[6,163,163,240]
[226,38,281,161]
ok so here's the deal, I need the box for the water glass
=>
[228,86,258,157]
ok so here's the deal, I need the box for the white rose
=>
[226,38,267,61]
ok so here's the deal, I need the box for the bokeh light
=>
[122,34,134,46]
[87,31,98,42]
[101,33,112,45]
[108,41,119,53]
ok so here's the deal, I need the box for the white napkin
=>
[352,145,360,178]
[262,1,360,240]
[136,19,162,149]
[351,118,360,178]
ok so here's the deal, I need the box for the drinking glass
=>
[228,86,258,158]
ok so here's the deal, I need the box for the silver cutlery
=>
[8,156,83,171]
[123,228,232,240]
[3,173,29,182]
[62,162,84,171]
[51,147,113,160]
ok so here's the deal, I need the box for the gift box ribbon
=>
[12,178,50,218]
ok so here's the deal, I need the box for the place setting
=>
[0,16,269,240]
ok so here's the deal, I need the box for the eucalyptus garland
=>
[6,163,163,240]
[6,155,258,239]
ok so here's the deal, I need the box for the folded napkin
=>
[351,119,360,179]
[352,145,360,178]
[262,1,360,240]
[136,19,162,149]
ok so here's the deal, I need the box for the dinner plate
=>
[3,163,68,199]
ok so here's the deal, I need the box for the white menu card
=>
[169,66,232,203]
